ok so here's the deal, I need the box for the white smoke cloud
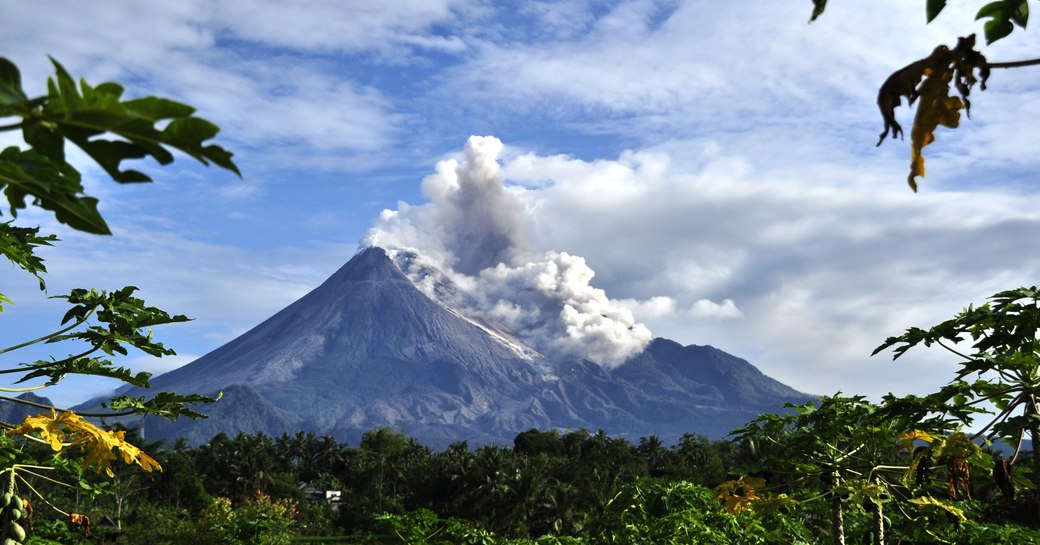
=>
[361,135,657,367]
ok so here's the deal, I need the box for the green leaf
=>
[809,0,828,22]
[0,222,57,291]
[123,96,196,119]
[984,17,1016,42]
[0,146,109,234]
[47,57,82,111]
[76,139,153,183]
[104,391,219,421]
[0,57,28,111]
[976,0,1027,42]
[2,56,239,237]
[15,357,152,388]
[22,121,65,164]
[926,0,948,22]
[976,1,1008,20]
[1011,0,1029,27]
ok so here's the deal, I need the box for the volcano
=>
[85,247,810,447]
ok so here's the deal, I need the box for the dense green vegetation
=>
[8,414,1037,545]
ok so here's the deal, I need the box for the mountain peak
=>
[89,246,810,447]
[332,246,404,282]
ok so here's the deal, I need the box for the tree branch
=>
[0,395,137,418]
[987,57,1040,69]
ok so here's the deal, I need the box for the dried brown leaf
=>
[908,69,963,192]
[876,45,951,146]
[875,35,988,191]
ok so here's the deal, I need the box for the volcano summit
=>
[93,246,810,447]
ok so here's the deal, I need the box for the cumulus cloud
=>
[616,296,679,319]
[688,299,743,320]
[363,135,659,366]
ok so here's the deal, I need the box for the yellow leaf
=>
[877,35,988,192]
[7,410,162,475]
[895,429,936,453]
[715,475,766,514]
[8,409,66,451]
[907,66,963,192]
[907,495,967,521]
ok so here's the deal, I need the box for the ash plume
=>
[361,135,653,367]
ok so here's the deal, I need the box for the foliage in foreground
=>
[1,54,237,544]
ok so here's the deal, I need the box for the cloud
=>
[2,1,405,175]
[495,144,1040,398]
[616,296,678,319]
[363,129,1040,394]
[166,54,400,168]
[364,136,659,366]
[432,1,999,159]
[688,299,743,320]
[210,0,472,57]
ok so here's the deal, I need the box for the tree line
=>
[14,417,1040,544]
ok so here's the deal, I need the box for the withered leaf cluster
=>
[876,35,990,191]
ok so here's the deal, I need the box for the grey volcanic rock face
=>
[89,247,811,447]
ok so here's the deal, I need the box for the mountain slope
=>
[84,247,811,447]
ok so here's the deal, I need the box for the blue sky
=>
[3,1,1040,408]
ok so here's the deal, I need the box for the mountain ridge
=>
[80,246,812,447]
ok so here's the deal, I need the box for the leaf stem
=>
[934,339,973,361]
[15,473,71,517]
[0,305,98,355]
[987,57,1040,69]
[0,384,46,393]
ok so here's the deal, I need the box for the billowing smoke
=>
[361,135,654,367]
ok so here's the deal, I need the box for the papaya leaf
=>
[14,357,152,388]
[0,146,108,234]
[908,62,962,191]
[875,45,950,146]
[875,36,987,191]
[42,58,241,180]
[49,286,189,358]
[123,96,195,119]
[103,391,219,421]
[0,222,57,292]
[984,16,1017,43]
[0,57,28,112]
[22,120,65,164]
[1011,0,1030,27]
[976,1,1008,20]
[976,0,1029,43]
[896,429,937,453]
[7,409,162,475]
[907,495,967,521]
[0,56,239,234]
